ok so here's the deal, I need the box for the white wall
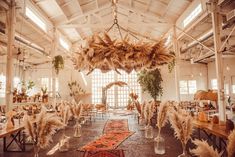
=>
[78,61,208,103]
[159,61,207,102]
[208,57,235,97]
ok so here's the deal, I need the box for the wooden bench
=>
[0,122,26,152]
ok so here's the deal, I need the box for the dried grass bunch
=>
[70,102,83,119]
[157,101,169,135]
[169,109,193,147]
[24,110,64,149]
[190,139,220,157]
[72,33,174,74]
[140,102,146,119]
[60,102,71,125]
[227,129,235,157]
[144,101,154,125]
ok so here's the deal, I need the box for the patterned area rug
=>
[83,150,125,157]
[80,132,134,151]
[103,119,129,133]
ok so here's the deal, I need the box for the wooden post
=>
[5,0,16,111]
[51,28,58,103]
[211,0,225,121]
[173,26,180,102]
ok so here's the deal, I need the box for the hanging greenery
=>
[137,69,163,101]
[168,52,175,73]
[52,55,64,75]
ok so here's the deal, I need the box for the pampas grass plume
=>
[157,101,169,130]
[227,129,235,157]
[190,139,220,157]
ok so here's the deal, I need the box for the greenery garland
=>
[137,69,163,101]
[52,55,64,75]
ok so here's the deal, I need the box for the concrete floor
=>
[0,114,187,157]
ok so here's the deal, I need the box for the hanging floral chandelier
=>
[72,0,174,75]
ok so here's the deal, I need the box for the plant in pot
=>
[52,55,64,75]
[138,69,163,139]
[137,68,163,116]
[41,87,48,103]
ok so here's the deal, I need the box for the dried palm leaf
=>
[190,139,220,157]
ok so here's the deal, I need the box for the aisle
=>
[0,115,183,157]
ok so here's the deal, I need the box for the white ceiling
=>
[0,0,235,66]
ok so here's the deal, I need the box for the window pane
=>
[0,75,6,97]
[180,80,188,94]
[188,80,197,94]
[211,79,217,90]
[232,76,235,94]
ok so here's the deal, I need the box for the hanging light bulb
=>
[199,73,202,76]
[226,65,230,71]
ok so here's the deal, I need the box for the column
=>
[211,0,225,121]
[51,28,58,103]
[173,26,180,102]
[5,0,16,111]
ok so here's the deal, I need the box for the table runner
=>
[83,149,125,157]
[103,119,129,134]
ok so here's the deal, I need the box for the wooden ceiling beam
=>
[117,4,172,24]
[57,3,111,26]
[0,1,9,10]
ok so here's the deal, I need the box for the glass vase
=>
[139,118,145,131]
[74,120,82,137]
[59,135,69,152]
[145,125,153,139]
[154,135,165,154]
[33,145,40,157]
[178,143,188,157]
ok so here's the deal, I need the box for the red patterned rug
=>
[83,150,125,157]
[80,132,133,151]
[103,119,129,133]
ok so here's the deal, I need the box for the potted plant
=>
[137,68,163,102]
[41,87,48,103]
[52,55,64,75]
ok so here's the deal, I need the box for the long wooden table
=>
[0,122,26,152]
[193,119,229,154]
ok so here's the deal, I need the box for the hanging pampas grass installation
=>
[72,33,174,74]
[169,109,193,157]
[24,110,64,157]
[190,139,220,157]
[227,130,235,157]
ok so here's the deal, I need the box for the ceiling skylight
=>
[183,3,202,27]
[59,38,70,51]
[165,34,171,46]
[25,7,47,32]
